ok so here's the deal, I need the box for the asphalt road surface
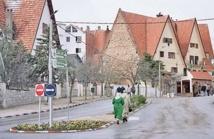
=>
[1,97,214,139]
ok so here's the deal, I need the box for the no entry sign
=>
[35,84,44,96]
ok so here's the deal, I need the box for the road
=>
[1,97,214,139]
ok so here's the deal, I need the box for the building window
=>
[171,67,178,73]
[190,43,198,48]
[195,56,199,65]
[65,26,71,33]
[163,37,172,43]
[42,23,48,34]
[168,52,175,59]
[190,55,194,64]
[76,48,81,53]
[72,26,78,32]
[160,51,164,57]
[183,68,187,76]
[66,37,70,42]
[76,36,82,43]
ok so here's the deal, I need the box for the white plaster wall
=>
[153,20,185,75]
[185,23,206,70]
[58,24,86,61]
[31,0,50,55]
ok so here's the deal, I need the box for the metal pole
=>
[38,96,41,128]
[159,57,161,97]
[66,68,69,121]
[48,19,53,128]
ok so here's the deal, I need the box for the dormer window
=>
[65,26,71,33]
[72,26,78,32]
[163,37,172,44]
[190,43,198,48]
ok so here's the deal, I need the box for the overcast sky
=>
[52,0,214,45]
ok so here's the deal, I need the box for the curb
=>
[1,97,111,119]
[9,121,115,133]
[9,100,152,133]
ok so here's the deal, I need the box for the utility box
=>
[91,87,95,93]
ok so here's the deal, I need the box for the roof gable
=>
[146,16,168,55]
[121,10,147,56]
[1,0,58,52]
[198,24,214,59]
[174,19,195,56]
[121,10,168,56]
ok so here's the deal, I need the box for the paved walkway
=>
[0,96,112,119]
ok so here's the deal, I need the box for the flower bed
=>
[11,120,108,131]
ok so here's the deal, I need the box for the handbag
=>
[129,106,132,112]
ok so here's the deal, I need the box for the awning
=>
[190,71,212,80]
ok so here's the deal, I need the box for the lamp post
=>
[159,58,161,97]
[48,18,53,128]
[48,10,58,128]
[159,46,165,97]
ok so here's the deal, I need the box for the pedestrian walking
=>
[131,85,136,95]
[112,91,124,124]
[127,85,131,95]
[121,90,131,123]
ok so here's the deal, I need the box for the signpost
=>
[35,84,45,128]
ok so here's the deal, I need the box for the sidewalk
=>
[0,96,111,119]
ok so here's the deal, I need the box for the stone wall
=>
[1,83,45,108]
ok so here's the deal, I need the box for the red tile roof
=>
[173,19,195,57]
[12,0,45,52]
[86,30,95,58]
[0,0,58,52]
[121,10,168,56]
[86,30,109,62]
[146,16,168,55]
[202,58,214,70]
[190,71,212,80]
[198,24,214,59]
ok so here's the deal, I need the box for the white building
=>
[58,23,86,62]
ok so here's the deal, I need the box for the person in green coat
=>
[112,91,124,124]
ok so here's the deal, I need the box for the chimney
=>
[106,26,109,32]
[6,9,13,40]
[98,26,101,30]
[156,12,163,17]
[86,26,90,31]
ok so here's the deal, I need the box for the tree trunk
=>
[155,85,157,97]
[145,81,148,97]
[84,82,87,100]
[101,82,104,97]
[69,79,74,103]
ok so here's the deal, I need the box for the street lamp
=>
[159,46,165,97]
[48,10,58,128]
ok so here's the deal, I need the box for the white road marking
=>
[128,117,139,121]
[53,117,67,121]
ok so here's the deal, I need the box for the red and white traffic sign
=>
[35,84,45,96]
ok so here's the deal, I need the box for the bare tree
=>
[115,56,139,86]
[162,73,182,98]
[77,58,100,100]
